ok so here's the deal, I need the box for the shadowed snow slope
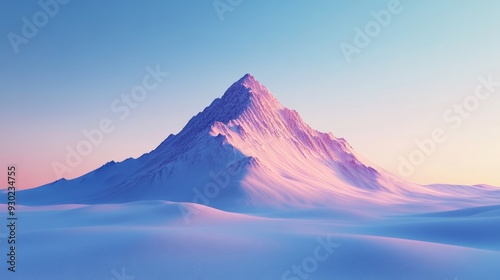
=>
[16,74,500,213]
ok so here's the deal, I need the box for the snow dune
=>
[1,201,499,279]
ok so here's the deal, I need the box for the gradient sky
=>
[1,0,499,189]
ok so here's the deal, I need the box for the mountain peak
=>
[160,73,282,151]
[235,73,257,86]
[162,74,262,144]
[224,73,272,99]
[239,73,255,83]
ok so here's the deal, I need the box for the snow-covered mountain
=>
[19,74,500,212]
[8,74,500,280]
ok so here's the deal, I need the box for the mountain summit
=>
[158,73,277,147]
[18,74,499,212]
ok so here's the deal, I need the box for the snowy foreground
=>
[1,201,499,280]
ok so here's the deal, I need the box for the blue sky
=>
[1,0,500,188]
